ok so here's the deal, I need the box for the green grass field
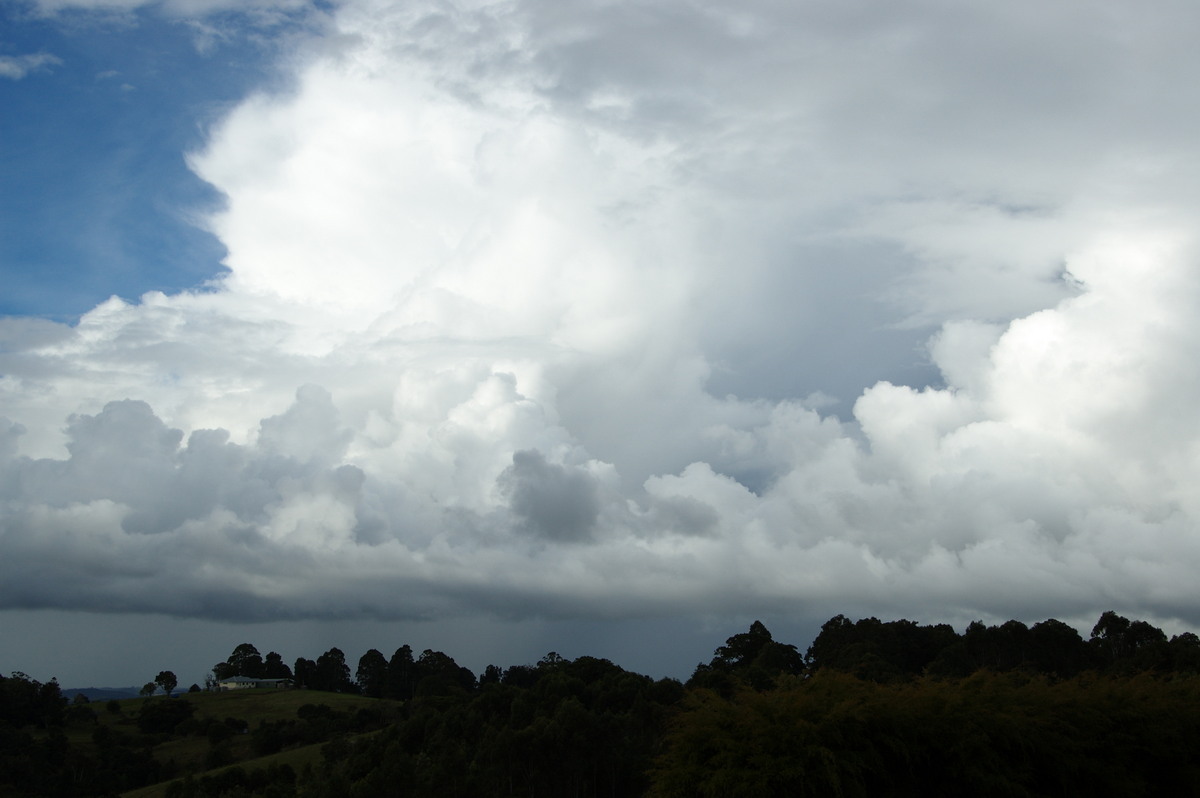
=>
[58,689,398,798]
[120,739,331,798]
[168,687,389,721]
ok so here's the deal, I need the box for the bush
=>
[136,699,195,734]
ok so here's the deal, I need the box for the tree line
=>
[4,610,1200,796]
[209,610,1200,702]
[800,610,1200,683]
[0,671,166,795]
[208,642,477,698]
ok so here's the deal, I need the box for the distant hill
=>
[61,686,141,701]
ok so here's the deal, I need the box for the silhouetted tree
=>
[1169,632,1200,672]
[155,671,178,698]
[356,649,389,698]
[1091,611,1133,663]
[809,615,961,680]
[1028,618,1089,677]
[0,671,65,728]
[213,643,264,680]
[386,645,416,699]
[1091,611,1168,670]
[691,621,805,692]
[479,664,503,687]
[293,658,316,690]
[263,651,293,679]
[414,649,476,696]
[229,643,265,677]
[314,648,354,693]
[502,664,539,689]
[963,619,1030,671]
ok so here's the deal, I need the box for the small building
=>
[217,676,292,691]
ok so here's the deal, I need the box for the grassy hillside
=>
[51,689,400,798]
[163,687,388,722]
[121,738,333,798]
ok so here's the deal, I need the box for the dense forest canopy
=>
[3,611,1199,797]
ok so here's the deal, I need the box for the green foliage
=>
[0,671,170,795]
[164,763,297,798]
[1089,611,1174,673]
[0,671,64,729]
[689,621,806,694]
[64,700,97,725]
[299,653,682,797]
[806,615,958,680]
[414,648,477,696]
[137,698,196,734]
[650,670,1200,797]
[808,611,1186,681]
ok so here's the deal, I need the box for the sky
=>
[2,0,1200,689]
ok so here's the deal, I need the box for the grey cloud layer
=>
[3,0,1200,630]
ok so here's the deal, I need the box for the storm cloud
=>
[3,0,1200,648]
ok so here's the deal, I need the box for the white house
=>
[217,676,292,691]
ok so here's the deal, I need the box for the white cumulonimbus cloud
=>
[2,0,1200,632]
